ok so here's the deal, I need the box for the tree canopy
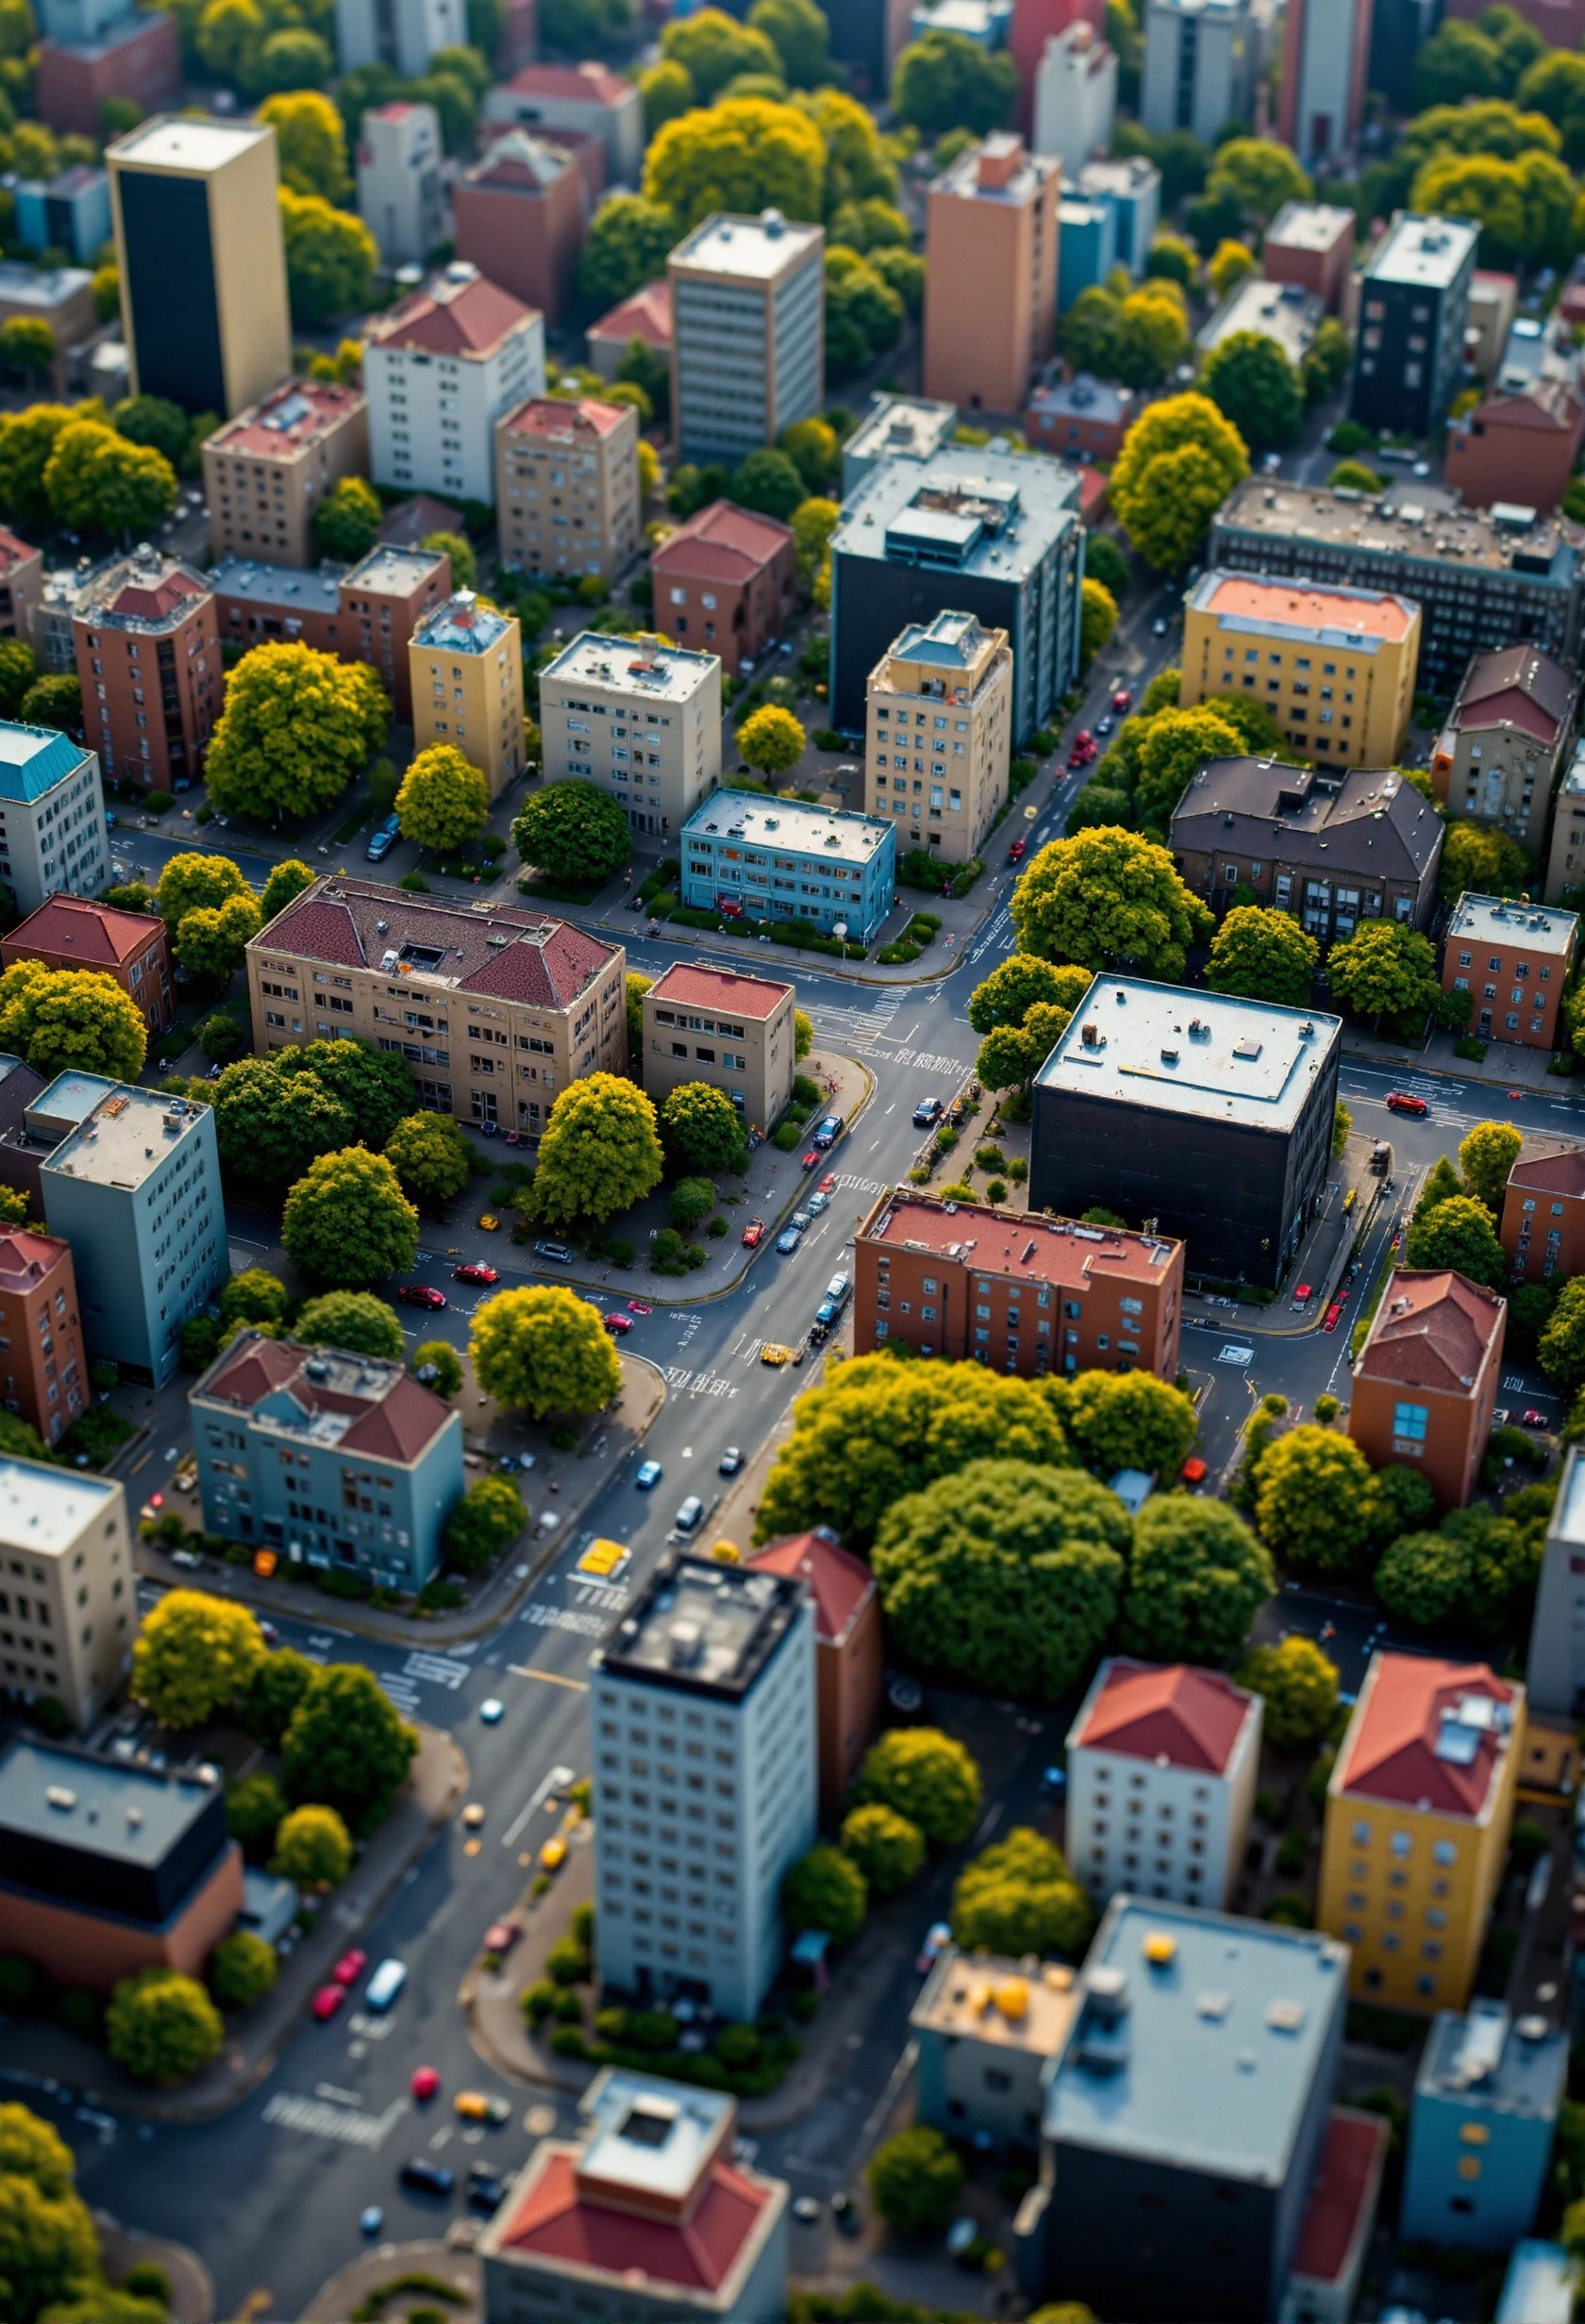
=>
[281,1146,420,1286]
[1110,391,1250,571]
[738,701,805,772]
[951,1826,1092,1957]
[1458,1120,1524,1214]
[1133,706,1243,830]
[396,742,490,855]
[0,960,147,1084]
[851,1725,982,1845]
[1059,275,1190,390]
[106,1967,223,2085]
[1411,143,1575,269]
[1402,1194,1507,1289]
[890,27,1016,135]
[660,1080,748,1173]
[279,188,377,326]
[968,955,1093,1034]
[1235,1635,1340,1749]
[1010,826,1213,979]
[259,87,351,202]
[1207,905,1318,1006]
[1200,329,1305,452]
[210,1042,415,1187]
[1058,1369,1198,1477]
[1540,1277,1585,1393]
[1325,920,1441,1030]
[384,1109,472,1210]
[579,192,679,309]
[1119,1496,1274,1665]
[282,1660,419,1831]
[314,473,384,562]
[469,1283,623,1418]
[42,420,177,539]
[0,2103,102,2324]
[293,1289,404,1360]
[780,1843,867,1942]
[659,6,780,99]
[512,778,631,886]
[445,1472,527,1569]
[839,1801,925,1895]
[531,1072,663,1226]
[1255,1423,1376,1571]
[130,1588,264,1729]
[643,96,826,234]
[206,641,390,821]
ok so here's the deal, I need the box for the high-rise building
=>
[1352,212,1480,439]
[356,102,445,270]
[364,262,545,508]
[0,725,108,913]
[202,377,369,571]
[73,547,220,792]
[106,116,291,417]
[0,1231,85,1450]
[0,1462,129,1726]
[1180,571,1421,770]
[669,209,825,466]
[494,395,641,588]
[1064,1657,1261,1908]
[409,590,526,796]
[1077,155,1162,274]
[334,0,462,78]
[540,631,721,838]
[1367,0,1443,110]
[864,608,1011,862]
[1141,0,1258,142]
[1276,0,1371,165]
[1031,23,1116,174]
[1347,1269,1507,1511]
[923,134,1059,415]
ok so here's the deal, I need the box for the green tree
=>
[281,1146,419,1286]
[851,1725,982,1846]
[0,2105,102,2324]
[445,1472,526,1569]
[1201,329,1304,452]
[1303,316,1353,405]
[395,741,490,855]
[156,850,250,928]
[890,28,1015,135]
[1442,816,1530,902]
[130,1588,265,1728]
[1205,136,1311,226]
[643,97,825,236]
[209,1930,277,2008]
[1403,1194,1507,1289]
[1079,576,1118,667]
[0,2104,77,2200]
[1411,146,1575,270]
[0,320,54,383]
[530,1071,662,1226]
[790,495,840,592]
[1235,1635,1340,1749]
[210,1055,364,1187]
[729,446,804,523]
[1326,919,1441,1030]
[839,1801,926,1895]
[279,188,377,325]
[282,1662,419,1830]
[384,1109,471,1210]
[222,1267,292,1329]
[1010,825,1213,978]
[1255,1423,1376,1571]
[277,1040,417,1153]
[638,55,693,132]
[0,960,147,1083]
[109,394,189,470]
[259,857,315,922]
[539,0,637,47]
[951,1826,1092,1957]
[660,5,779,98]
[1110,390,1250,571]
[737,702,804,773]
[1207,905,1318,1005]
[780,1842,866,1941]
[413,1338,462,1396]
[293,1289,404,1360]
[1085,535,1131,600]
[968,954,1091,1034]
[1134,706,1243,830]
[175,891,261,981]
[1541,1277,1585,1394]
[43,420,177,539]
[206,641,390,821]
[106,1967,224,2085]
[18,672,80,733]
[660,1080,748,1172]
[313,473,383,562]
[1059,1370,1197,1477]
[0,637,35,720]
[1328,457,1384,492]
[238,1648,315,1749]
[797,84,900,208]
[868,2126,964,2235]
[1413,1154,1464,1222]
[1516,47,1585,164]
[470,1283,623,1417]
[0,404,78,527]
[513,777,631,886]
[1459,1120,1524,1214]
[748,0,827,84]
[578,193,679,310]
[1208,237,1257,298]
[1118,1495,1273,1662]
[1059,277,1192,390]
[259,87,351,202]
[226,1768,288,1855]
[269,1800,354,1887]
[780,415,841,491]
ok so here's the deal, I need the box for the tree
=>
[852,1726,982,1846]
[129,1587,264,1728]
[513,778,631,886]
[748,0,827,84]
[1085,535,1131,600]
[624,971,652,1069]
[1517,47,1585,165]
[1403,1194,1507,1290]
[661,1080,747,1173]
[413,1338,463,1396]
[659,5,778,98]
[839,1802,926,1895]
[531,1072,662,1226]
[282,1146,419,1286]
[825,244,905,373]
[1255,1423,1376,1571]
[1134,706,1243,830]
[1328,457,1384,493]
[890,28,1016,136]
[737,702,804,774]
[578,193,679,310]
[1201,329,1304,453]
[395,742,490,855]
[780,416,840,493]
[279,189,377,325]
[0,2104,77,2201]
[643,98,825,236]
[0,638,35,721]
[1079,576,1118,667]
[794,1007,813,1059]
[1441,817,1529,903]
[445,1472,526,1569]
[384,1110,471,1210]
[1541,1278,1585,1394]
[1059,1370,1197,1478]
[106,1967,224,2085]
[175,891,261,981]
[639,56,693,132]
[0,2107,101,2324]
[1303,316,1353,405]
[1326,920,1440,1030]
[43,421,177,539]
[294,1290,405,1360]
[780,1843,866,1942]
[540,0,637,46]
[1059,277,1191,391]
[282,1662,419,1831]
[18,672,80,733]
[0,405,78,527]
[1411,147,1575,271]
[1459,1120,1524,1215]
[222,1267,292,1329]
[269,1801,353,1887]
[868,2126,964,2235]
[1207,905,1318,1006]
[1110,391,1250,571]
[1010,826,1213,979]
[1208,237,1256,299]
[1235,1635,1340,1749]
[156,850,249,928]
[0,961,147,1083]
[209,1930,277,2008]
[1117,1495,1273,1664]
[0,320,55,383]
[313,474,383,562]
[206,642,390,822]
[968,954,1092,1034]
[258,88,351,203]
[238,1649,314,1748]
[258,859,315,925]
[470,1283,623,1418]
[728,447,804,524]
[951,1826,1092,1957]
[277,1041,418,1154]
[1205,136,1311,227]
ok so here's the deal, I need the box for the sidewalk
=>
[303,2239,481,2324]
[95,2216,213,2324]
[1343,1022,1584,1097]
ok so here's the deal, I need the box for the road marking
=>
[501,1760,576,1850]
[261,2090,408,2150]
[524,1604,612,1639]
[508,1664,589,1690]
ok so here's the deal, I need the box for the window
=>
[1393,1402,1427,1448]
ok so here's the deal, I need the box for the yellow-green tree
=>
[207,640,391,820]
[738,702,804,774]
[43,420,177,538]
[0,958,147,1082]
[530,1071,663,1224]
[643,97,825,234]
[131,1589,266,1727]
[395,741,491,854]
[259,88,351,202]
[470,1283,623,1417]
[1111,391,1250,571]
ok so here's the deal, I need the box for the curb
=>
[1340,1039,1582,1102]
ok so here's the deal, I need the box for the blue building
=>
[1058,195,1116,313]
[1400,2000,1567,2251]
[14,167,111,266]
[1078,156,1162,275]
[679,792,896,945]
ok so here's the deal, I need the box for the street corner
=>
[462,1811,596,2096]
[94,2216,215,2324]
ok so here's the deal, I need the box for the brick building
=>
[1024,371,1140,462]
[0,1229,84,1449]
[1260,201,1357,313]
[1430,644,1577,860]
[2,894,172,1036]
[73,547,219,791]
[202,377,370,570]
[1446,375,1585,516]
[650,501,795,677]
[0,530,42,647]
[340,542,451,723]
[924,134,1060,416]
[480,59,643,185]
[494,394,640,588]
[747,1529,882,1818]
[1499,1140,1585,1282]
[640,961,793,1136]
[1348,1269,1506,1511]
[452,129,600,328]
[36,11,181,141]
[1442,891,1578,1049]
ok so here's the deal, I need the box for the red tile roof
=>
[369,267,536,357]
[1452,644,1576,746]
[1292,2110,1390,2288]
[259,879,616,1007]
[749,1530,873,1645]
[588,278,673,351]
[0,527,36,575]
[0,1227,69,1286]
[502,394,632,442]
[1335,1652,1516,1818]
[197,1333,452,1464]
[1074,1658,1255,1774]
[4,895,165,970]
[1509,1142,1585,1199]
[651,499,793,584]
[648,962,793,1023]
[498,2150,770,2292]
[207,376,364,464]
[1355,1270,1505,1395]
[863,1193,1180,1290]
[501,59,632,105]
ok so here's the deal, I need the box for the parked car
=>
[627,1300,653,1316]
[365,1957,408,2013]
[455,1263,500,1286]
[912,1098,943,1127]
[776,1227,802,1254]
[675,1495,705,1533]
[801,1148,821,1170]
[468,2165,507,2214]
[1386,1090,1427,1116]
[742,1217,766,1247]
[791,1208,813,1232]
[399,2159,455,2198]
[1094,714,1113,737]
[454,2091,511,2124]
[540,1834,568,1871]
[812,1114,843,1150]
[719,1446,744,1475]
[1180,1456,1208,1486]
[366,827,395,861]
[808,1190,830,1214]
[1323,1302,1344,1332]
[359,2206,384,2237]
[483,1920,520,1955]
[396,1284,446,1309]
[534,1240,574,1262]
[410,2066,440,2101]
[332,1949,367,1986]
[635,1458,662,1488]
[311,1984,346,2021]
[1523,1408,1551,1429]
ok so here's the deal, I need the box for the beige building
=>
[495,393,641,588]
[409,590,525,797]
[911,1950,1080,2147]
[539,630,721,839]
[923,134,1060,417]
[641,960,793,1134]
[669,208,825,467]
[865,609,1011,862]
[0,1459,134,1731]
[202,377,370,569]
[1181,570,1422,771]
[247,877,626,1137]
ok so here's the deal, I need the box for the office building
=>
[841,391,957,497]
[1262,201,1356,314]
[591,1553,817,2022]
[1443,891,1577,1049]
[479,2069,790,2324]
[1025,371,1140,462]
[247,877,626,1137]
[1526,1444,1585,1719]
[1207,479,1585,694]
[1198,273,1325,369]
[0,530,42,648]
[641,962,792,1136]
[335,0,461,77]
[106,116,290,418]
[0,724,108,914]
[1319,1652,1522,2012]
[1058,194,1117,315]
[36,8,180,142]
[586,276,672,383]
[1031,23,1116,175]
[746,1530,881,1819]
[1277,0,1370,165]
[1065,1657,1261,1909]
[1431,645,1577,858]
[1169,757,1443,941]
[202,376,369,571]
[679,792,896,946]
[1030,980,1343,1289]
[192,1330,463,1591]
[0,263,93,395]
[357,101,444,271]
[341,541,451,723]
[364,262,545,509]
[482,61,643,186]
[74,547,218,793]
[1141,0,1259,141]
[495,394,640,589]
[1400,2001,1567,2250]
[865,609,1011,862]
[453,131,602,331]
[1368,0,1442,109]
[1348,1270,1506,1511]
[1077,154,1161,273]
[38,1078,225,1386]
[1500,1140,1585,1284]
[912,1951,1080,2145]
[409,589,526,796]
[829,446,1085,738]
[649,501,795,678]
[0,1738,243,1989]
[1029,1900,1347,2320]
[669,209,824,466]
[542,632,720,839]
[925,135,1059,413]
[2,894,172,1038]
[14,163,109,264]
[1181,572,1420,770]
[1353,213,1479,439]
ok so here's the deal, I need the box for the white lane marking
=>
[261,2090,409,2150]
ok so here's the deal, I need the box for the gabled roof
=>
[4,895,164,968]
[1354,1269,1505,1394]
[1335,1652,1516,1818]
[256,878,617,1008]
[1291,2110,1391,2291]
[651,499,793,583]
[587,278,672,351]
[749,1530,872,1645]
[0,1227,69,1287]
[196,1333,453,1466]
[1071,1657,1255,1774]
[499,59,633,106]
[1451,644,1577,746]
[368,265,536,358]
[501,395,631,443]
[1170,757,1443,885]
[0,527,37,576]
[1508,1141,1585,1200]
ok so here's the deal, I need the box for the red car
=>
[410,2066,440,2102]
[312,1984,346,2022]
[604,1311,632,1335]
[1385,1090,1427,1116]
[1523,1408,1551,1429]
[819,1175,837,1194]
[802,1149,821,1170]
[484,1920,521,1955]
[1074,729,1094,752]
[1180,1456,1208,1486]
[333,1948,367,1986]
[1008,838,1026,862]
[397,1284,447,1309]
[742,1218,766,1248]
[1111,688,1132,712]
[455,1263,500,1286]
[1323,1302,1344,1332]
[627,1300,653,1316]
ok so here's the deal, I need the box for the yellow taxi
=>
[454,2091,512,2124]
[461,1802,486,1829]
[477,1213,500,1232]
[540,1834,568,1872]
[760,1342,792,1366]
[576,1538,629,1581]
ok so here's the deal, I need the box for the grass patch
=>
[332,805,370,846]
[57,1405,135,1469]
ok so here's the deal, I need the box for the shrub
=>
[840,1801,926,1895]
[867,2125,965,2234]
[780,1844,867,1943]
[850,1726,982,1845]
[209,1930,278,2008]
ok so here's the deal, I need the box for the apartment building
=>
[747,1530,880,1818]
[364,262,545,508]
[247,878,626,1138]
[1443,891,1577,1049]
[342,542,450,724]
[334,0,461,76]
[0,1230,85,1451]
[202,377,370,570]
[1319,1652,1523,2013]
[453,131,602,330]
[494,394,640,588]
[590,1552,817,2022]
[1500,1140,1585,1282]
[1277,0,1371,165]
[1058,195,1116,315]
[409,590,525,796]
[865,609,1011,862]
[36,11,182,144]
[1261,201,1357,314]
[924,135,1059,415]
[73,547,219,791]
[1025,372,1141,462]
[1467,270,1519,375]
[0,726,108,916]
[841,391,957,497]
[1141,0,1259,141]
[2,894,172,1037]
[1076,156,1161,274]
[1065,1656,1261,1909]
[1445,356,1585,516]
[641,961,793,1134]
[0,530,42,647]
[1183,571,1418,770]
[1352,212,1480,439]
[357,101,444,270]
[854,1190,1185,1379]
[912,1950,1080,2148]
[679,792,896,946]
[34,567,80,673]
[586,276,672,382]
[1348,1269,1506,1512]
[1525,1443,1585,1720]
[1400,2002,1567,2251]
[1548,739,1585,901]
[669,209,825,466]
[650,500,796,678]
[0,1461,128,1728]
[540,632,721,838]
[1031,23,1116,175]
[1430,645,1577,861]
[1198,274,1326,372]
[481,60,643,186]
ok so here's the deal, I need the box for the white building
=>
[1141,0,1259,142]
[1065,1655,1262,1910]
[1527,1444,1585,1722]
[0,1459,134,1729]
[363,261,544,508]
[335,0,462,77]
[356,101,445,270]
[540,630,721,838]
[669,208,825,466]
[1032,22,1117,178]
[0,723,107,917]
[481,61,644,188]
[592,1554,816,2023]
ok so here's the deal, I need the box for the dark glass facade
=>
[118,169,225,415]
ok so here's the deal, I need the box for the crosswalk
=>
[261,2088,409,2150]
[806,997,900,1054]
[377,1648,475,1713]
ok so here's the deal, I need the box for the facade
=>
[495,394,640,588]
[1500,1140,1585,1283]
[1352,212,1480,439]
[334,0,461,76]
[1467,272,1519,376]
[1141,0,1259,141]
[539,631,720,839]
[1400,2001,1567,2250]
[1431,644,1577,859]
[202,377,369,571]
[825,0,915,92]
[35,567,80,672]
[0,1458,126,1724]
[192,1331,464,1591]
[590,1553,817,2023]
[1031,23,1116,175]
[1030,980,1343,1290]
[640,963,793,1137]
[650,501,796,678]
[864,609,1011,862]
[2,894,171,1037]
[855,1190,1184,1380]
[912,1950,1080,2146]
[15,163,110,263]
[409,590,526,796]
[1276,0,1370,165]
[1279,2110,1393,2324]
[586,277,672,382]
[453,131,601,330]
[36,13,182,143]
[0,263,94,393]
[479,2069,790,2324]
[1197,273,1325,369]
[357,101,444,270]
[1011,0,1108,129]
[841,392,957,497]
[247,878,626,1139]
[1261,201,1356,314]
[481,61,643,186]
[1057,196,1117,314]
[1025,371,1140,462]
[746,1530,881,1819]
[0,725,108,914]
[364,262,546,509]
[1319,1652,1522,2013]
[1181,572,1420,771]
[0,530,42,647]
[74,548,219,791]
[1076,156,1161,273]
[1496,2243,1578,2324]
[0,1230,84,1452]
[1445,374,1585,516]
[679,793,896,945]
[1526,1445,1585,1720]
[1065,1656,1261,1910]
[1348,1270,1506,1512]
[669,209,825,466]
[0,1054,52,1212]
[106,116,290,418]
[1443,891,1577,1049]
[341,541,451,724]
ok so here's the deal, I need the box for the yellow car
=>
[454,2091,512,2124]
[576,1538,629,1581]
[760,1342,792,1366]
[540,1834,568,1872]
[461,1801,486,1829]
[477,1213,500,1232]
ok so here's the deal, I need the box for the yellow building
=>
[1181,571,1422,772]
[409,589,525,798]
[865,609,1012,863]
[1318,1652,1522,2016]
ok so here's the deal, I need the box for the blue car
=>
[635,1458,662,1489]
[366,827,395,861]
[365,1957,407,2013]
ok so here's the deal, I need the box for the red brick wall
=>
[0,1842,244,1992]
[37,15,180,139]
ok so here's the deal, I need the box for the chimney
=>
[976,135,1025,192]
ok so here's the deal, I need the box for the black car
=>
[468,2164,507,2213]
[400,2159,456,2198]
[911,1097,943,1128]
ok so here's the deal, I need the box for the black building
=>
[1351,210,1479,439]
[1367,0,1443,111]
[0,1737,229,1925]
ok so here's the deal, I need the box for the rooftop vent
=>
[1232,1037,1262,1060]
[44,1784,75,1810]
[1143,1931,1176,1967]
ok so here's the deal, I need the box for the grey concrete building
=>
[1141,0,1259,142]
[669,209,824,467]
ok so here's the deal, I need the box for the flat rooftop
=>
[1190,571,1419,648]
[577,2068,732,2206]
[209,556,342,615]
[0,1457,116,1556]
[0,263,91,310]
[646,962,792,1021]
[671,208,822,282]
[42,1082,208,1192]
[1078,157,1160,199]
[1198,274,1323,363]
[862,1191,1180,1288]
[1264,200,1357,255]
[683,790,893,869]
[1446,891,1578,956]
[877,608,1005,681]
[834,447,1083,585]
[1034,976,1342,1136]
[845,394,957,466]
[109,116,273,174]
[412,591,513,655]
[1368,210,1480,291]
[934,133,1055,208]
[596,1553,806,1703]
[545,630,718,701]
[912,1950,1079,2057]
[1418,2001,1566,2118]
[342,543,447,598]
[0,1738,217,1869]
[1213,479,1577,582]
